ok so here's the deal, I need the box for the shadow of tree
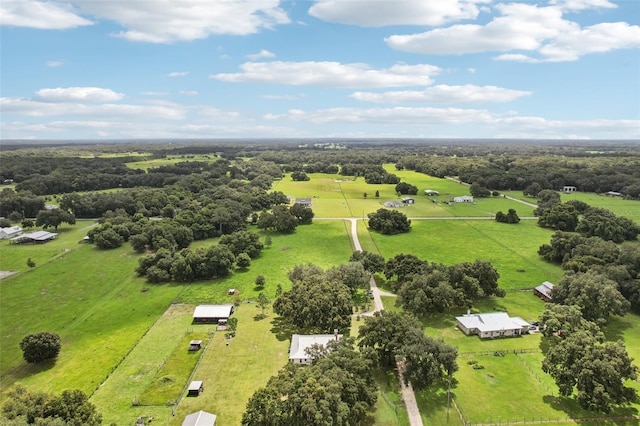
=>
[2,358,57,387]
[270,316,297,342]
[542,395,639,425]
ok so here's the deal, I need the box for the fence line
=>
[459,348,538,357]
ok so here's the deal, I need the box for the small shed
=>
[563,186,577,193]
[401,197,415,204]
[182,410,217,426]
[188,340,203,351]
[227,288,236,295]
[295,198,312,207]
[383,200,402,208]
[187,380,204,397]
[534,281,554,302]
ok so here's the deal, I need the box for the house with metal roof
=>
[192,304,234,323]
[0,226,23,240]
[289,333,342,365]
[453,196,474,203]
[182,410,217,426]
[456,312,530,338]
[534,281,554,302]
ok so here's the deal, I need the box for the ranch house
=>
[0,226,23,240]
[289,333,342,365]
[456,312,530,338]
[192,304,234,323]
[534,281,554,302]
[453,196,474,203]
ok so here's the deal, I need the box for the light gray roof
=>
[289,334,342,361]
[456,312,529,333]
[11,231,57,241]
[182,410,217,426]
[188,381,203,391]
[193,304,233,319]
[534,281,554,298]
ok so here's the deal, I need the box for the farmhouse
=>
[0,226,23,240]
[563,186,577,193]
[192,304,234,323]
[289,333,342,365]
[401,197,415,204]
[10,230,57,244]
[383,200,403,208]
[182,411,217,426]
[424,189,440,196]
[456,312,530,338]
[534,281,554,302]
[187,380,204,397]
[453,196,474,203]
[294,197,312,207]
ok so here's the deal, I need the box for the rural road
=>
[346,218,424,426]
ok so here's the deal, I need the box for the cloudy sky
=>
[1,0,639,140]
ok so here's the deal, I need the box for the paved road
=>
[345,218,424,426]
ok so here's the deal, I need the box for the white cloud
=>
[198,107,242,120]
[35,87,124,102]
[308,0,488,27]
[0,0,92,29]
[1,97,185,120]
[212,61,441,88]
[247,49,276,60]
[180,90,199,96]
[549,0,616,12]
[73,0,290,43]
[168,71,189,77]
[385,2,639,61]
[46,61,64,67]
[351,85,532,104]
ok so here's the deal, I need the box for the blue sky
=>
[1,0,639,140]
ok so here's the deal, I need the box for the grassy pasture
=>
[125,154,220,171]
[370,218,563,291]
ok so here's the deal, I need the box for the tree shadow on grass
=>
[1,358,57,387]
[603,315,633,343]
[270,316,297,342]
[542,395,639,426]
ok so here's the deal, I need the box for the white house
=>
[289,333,342,365]
[563,186,577,193]
[453,196,474,203]
[456,312,530,338]
[192,304,234,323]
[0,226,23,240]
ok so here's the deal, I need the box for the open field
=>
[1,167,639,425]
[125,154,220,171]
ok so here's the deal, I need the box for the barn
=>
[192,304,234,323]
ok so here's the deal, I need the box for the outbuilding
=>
[534,281,554,302]
[188,340,203,351]
[192,304,234,323]
[401,197,415,204]
[187,380,204,397]
[453,196,474,203]
[182,411,217,426]
[0,226,23,240]
[424,190,440,196]
[295,198,312,207]
[9,230,57,244]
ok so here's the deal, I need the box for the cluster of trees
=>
[385,255,505,314]
[338,164,400,185]
[1,386,101,425]
[0,189,45,219]
[135,230,264,283]
[290,171,310,181]
[35,209,76,231]
[494,209,520,224]
[242,338,377,426]
[538,231,640,312]
[536,200,640,243]
[359,311,458,390]
[395,182,418,195]
[469,183,492,198]
[367,209,411,235]
[256,204,313,234]
[274,263,370,332]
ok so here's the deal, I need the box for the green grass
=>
[138,331,211,406]
[125,154,220,171]
[371,219,563,291]
[0,228,182,396]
